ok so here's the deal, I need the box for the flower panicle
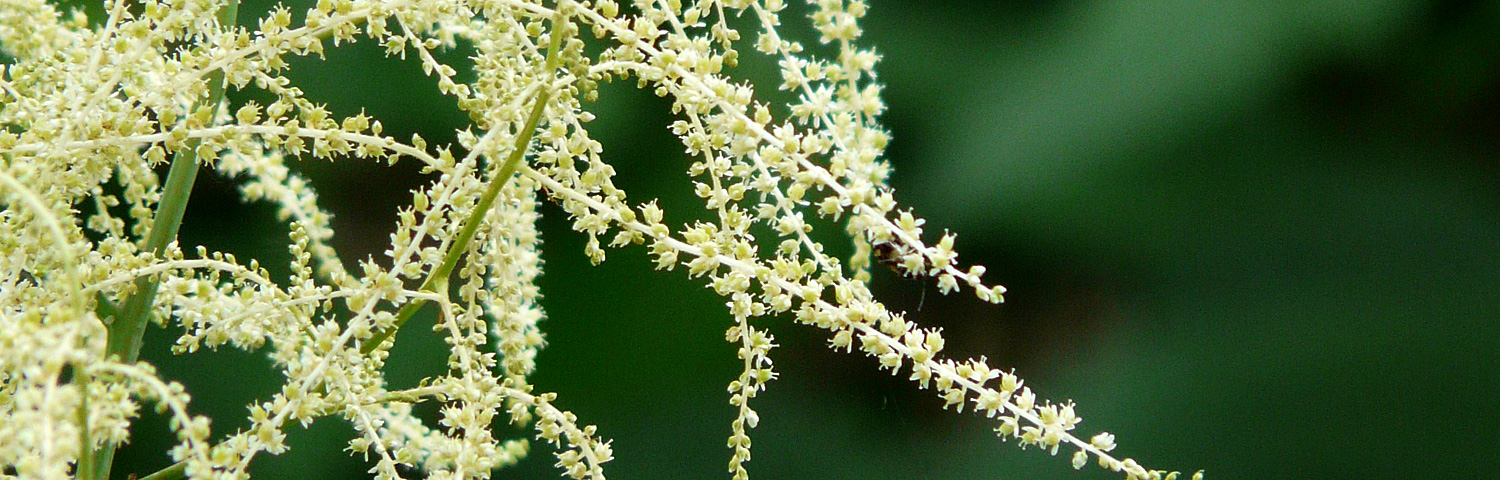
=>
[0,0,1193,479]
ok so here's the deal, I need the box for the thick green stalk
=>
[102,143,199,363]
[90,132,200,480]
[137,460,187,480]
[90,2,238,478]
[360,11,569,354]
[105,0,238,365]
[75,367,93,479]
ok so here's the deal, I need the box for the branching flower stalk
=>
[360,3,569,355]
[0,0,1201,479]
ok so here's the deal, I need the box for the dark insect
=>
[872,238,929,311]
[872,238,924,278]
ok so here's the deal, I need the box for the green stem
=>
[90,2,238,479]
[103,143,198,363]
[137,460,187,480]
[75,367,93,479]
[91,124,201,480]
[104,0,238,365]
[360,10,570,354]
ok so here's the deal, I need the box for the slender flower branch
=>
[360,6,572,355]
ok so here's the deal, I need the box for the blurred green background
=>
[107,0,1500,479]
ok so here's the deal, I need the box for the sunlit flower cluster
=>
[0,0,1197,479]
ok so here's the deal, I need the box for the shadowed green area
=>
[102,1,1499,479]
